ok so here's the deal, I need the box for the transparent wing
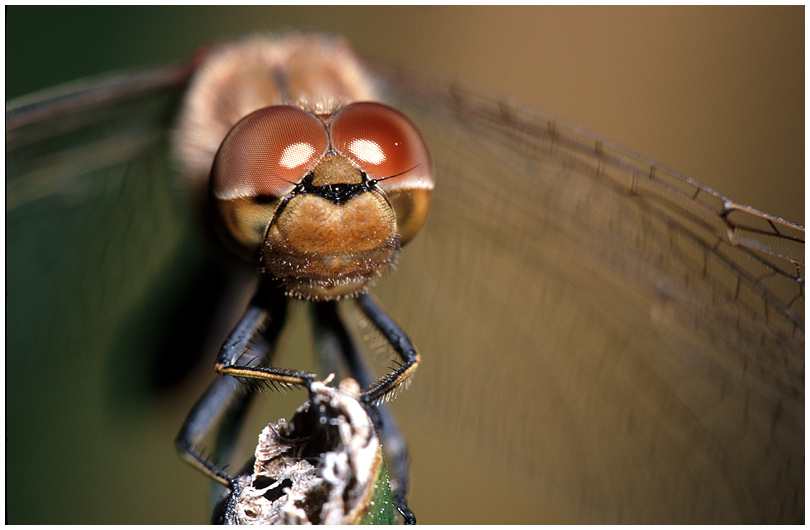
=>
[6,59,221,523]
[365,61,804,523]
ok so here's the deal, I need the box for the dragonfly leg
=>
[355,290,421,404]
[314,301,416,524]
[213,282,316,390]
[176,375,254,487]
[175,281,290,487]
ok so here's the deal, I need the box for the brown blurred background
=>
[7,6,804,224]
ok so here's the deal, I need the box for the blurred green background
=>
[6,6,804,524]
[8,5,803,224]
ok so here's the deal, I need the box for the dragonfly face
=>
[6,30,804,524]
[209,102,432,298]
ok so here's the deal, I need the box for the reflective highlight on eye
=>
[347,138,386,165]
[280,142,317,169]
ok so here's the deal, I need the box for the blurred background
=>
[7,5,804,224]
[6,6,804,524]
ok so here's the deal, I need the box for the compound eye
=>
[330,102,433,193]
[212,106,329,200]
[330,102,434,246]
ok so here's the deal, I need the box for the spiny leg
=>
[313,300,416,524]
[175,280,290,487]
[213,280,317,390]
[355,290,421,404]
[176,375,256,487]
[211,289,419,402]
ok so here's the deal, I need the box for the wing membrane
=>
[367,60,804,523]
[7,58,197,209]
[6,60,218,523]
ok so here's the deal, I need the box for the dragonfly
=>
[6,33,804,524]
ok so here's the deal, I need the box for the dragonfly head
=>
[210,102,434,300]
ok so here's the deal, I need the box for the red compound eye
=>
[212,105,329,200]
[330,102,433,193]
[329,102,434,247]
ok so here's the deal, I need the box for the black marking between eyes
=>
[298,171,378,205]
